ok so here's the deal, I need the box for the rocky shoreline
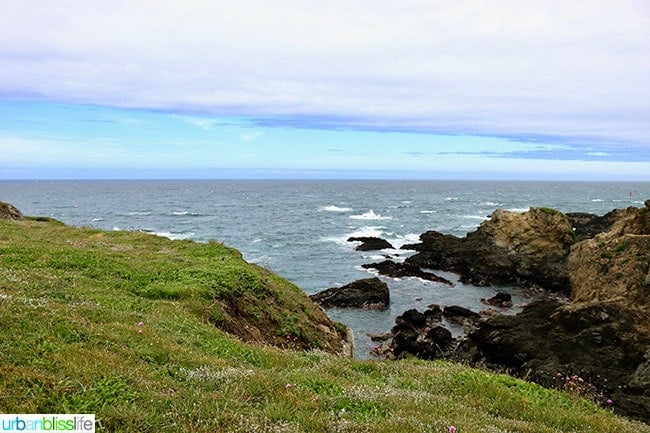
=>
[311,200,650,423]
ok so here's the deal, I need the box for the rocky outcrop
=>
[310,277,390,310]
[389,307,455,360]
[462,299,650,423]
[568,204,650,317]
[361,260,454,286]
[386,201,650,423]
[347,236,394,251]
[404,207,576,293]
[0,201,24,220]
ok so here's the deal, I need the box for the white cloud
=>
[1,0,649,146]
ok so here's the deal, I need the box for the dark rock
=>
[424,305,443,321]
[481,292,513,308]
[362,260,454,286]
[0,202,24,221]
[396,308,427,328]
[390,312,453,360]
[443,305,481,323]
[347,236,394,251]
[461,299,650,423]
[309,277,389,310]
[426,326,453,350]
[391,327,429,359]
[566,211,620,241]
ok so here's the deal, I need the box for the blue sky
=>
[1,1,649,180]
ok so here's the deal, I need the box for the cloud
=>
[0,0,649,150]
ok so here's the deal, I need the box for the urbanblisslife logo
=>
[0,415,95,432]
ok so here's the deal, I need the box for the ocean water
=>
[2,179,648,357]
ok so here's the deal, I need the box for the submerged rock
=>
[310,277,390,310]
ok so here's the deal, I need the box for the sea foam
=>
[321,205,352,212]
[349,210,392,220]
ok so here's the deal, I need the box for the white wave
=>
[112,227,122,231]
[633,200,644,204]
[321,205,352,212]
[153,231,195,240]
[420,210,436,214]
[591,199,604,202]
[445,197,458,201]
[506,207,529,213]
[349,210,392,220]
[320,226,385,247]
[482,201,502,206]
[127,211,150,216]
[364,254,388,261]
[462,214,489,220]
[392,232,421,248]
[173,211,190,215]
[91,218,104,222]
[252,238,263,243]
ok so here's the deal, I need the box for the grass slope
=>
[0,217,647,432]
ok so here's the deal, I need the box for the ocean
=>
[1,179,648,357]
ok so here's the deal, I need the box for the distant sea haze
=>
[2,179,648,357]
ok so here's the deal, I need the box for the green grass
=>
[1,218,648,432]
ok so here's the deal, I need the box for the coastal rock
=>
[384,201,650,422]
[443,305,481,323]
[405,207,576,293]
[481,292,513,308]
[309,277,390,310]
[0,201,24,221]
[362,260,454,286]
[568,204,650,319]
[388,307,455,360]
[347,236,394,251]
[395,308,427,328]
[566,211,620,241]
[462,299,650,423]
[455,202,650,422]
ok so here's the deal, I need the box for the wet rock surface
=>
[347,236,394,251]
[310,277,390,310]
[361,260,454,286]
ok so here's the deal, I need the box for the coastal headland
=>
[1,200,648,431]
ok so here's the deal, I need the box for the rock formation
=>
[385,201,650,423]
[403,207,576,293]
[347,236,394,251]
[361,260,454,286]
[0,201,24,220]
[310,277,390,310]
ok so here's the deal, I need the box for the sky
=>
[1,0,649,180]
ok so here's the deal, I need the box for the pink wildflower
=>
[285,383,293,390]
[448,426,457,433]
[138,329,143,334]
[606,399,614,405]
[138,321,144,327]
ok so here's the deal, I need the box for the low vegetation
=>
[1,215,648,432]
